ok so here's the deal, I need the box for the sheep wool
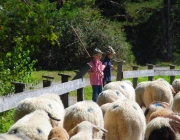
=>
[64,101,104,139]
[14,93,65,127]
[0,132,30,140]
[100,98,126,117]
[97,89,126,106]
[148,108,173,123]
[48,126,69,140]
[143,79,173,107]
[172,79,180,94]
[69,121,107,140]
[172,91,180,112]
[100,103,112,117]
[145,113,180,140]
[39,93,64,107]
[8,110,52,140]
[144,101,171,124]
[103,80,135,101]
[135,81,151,108]
[104,99,146,140]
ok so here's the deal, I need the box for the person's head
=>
[92,48,103,61]
[105,46,115,59]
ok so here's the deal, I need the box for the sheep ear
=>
[93,126,108,133]
[68,127,78,135]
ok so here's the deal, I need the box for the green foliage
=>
[58,7,133,68]
[0,0,59,95]
[0,109,14,133]
[125,0,163,25]
[33,3,134,70]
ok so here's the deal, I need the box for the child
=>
[88,48,105,102]
[103,46,116,86]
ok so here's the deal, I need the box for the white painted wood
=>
[0,78,89,112]
[123,70,154,78]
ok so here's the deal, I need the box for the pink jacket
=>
[88,60,103,85]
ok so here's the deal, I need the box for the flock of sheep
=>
[1,78,180,140]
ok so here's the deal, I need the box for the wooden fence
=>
[1,62,180,113]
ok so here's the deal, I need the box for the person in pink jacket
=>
[88,48,105,102]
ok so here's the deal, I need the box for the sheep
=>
[69,121,107,140]
[172,91,180,112]
[8,110,53,140]
[0,132,31,140]
[145,113,180,140]
[103,80,135,101]
[14,93,65,127]
[96,89,126,106]
[48,126,69,140]
[63,101,104,139]
[135,81,151,108]
[100,103,112,117]
[144,101,171,124]
[143,78,173,107]
[100,98,127,117]
[104,99,146,140]
[39,93,64,107]
[172,79,180,94]
[148,108,173,123]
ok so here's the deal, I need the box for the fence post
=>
[169,64,176,84]
[131,65,139,88]
[11,82,26,93]
[147,64,154,81]
[58,73,71,108]
[42,76,54,87]
[74,71,84,102]
[73,63,92,102]
[116,61,125,81]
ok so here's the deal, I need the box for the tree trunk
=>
[160,5,167,60]
[166,0,171,61]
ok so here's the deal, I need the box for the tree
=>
[95,0,180,64]
[0,0,59,95]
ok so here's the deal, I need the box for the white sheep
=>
[144,101,171,124]
[14,93,65,127]
[63,101,104,139]
[69,121,107,140]
[143,78,173,107]
[148,108,173,123]
[103,80,135,101]
[135,81,151,108]
[0,132,30,140]
[39,93,64,107]
[8,110,53,140]
[100,103,112,117]
[171,79,180,94]
[104,99,146,140]
[172,91,180,112]
[48,126,69,140]
[100,98,127,117]
[145,113,180,140]
[97,89,126,106]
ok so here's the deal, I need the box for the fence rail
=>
[0,78,90,113]
[123,69,180,78]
